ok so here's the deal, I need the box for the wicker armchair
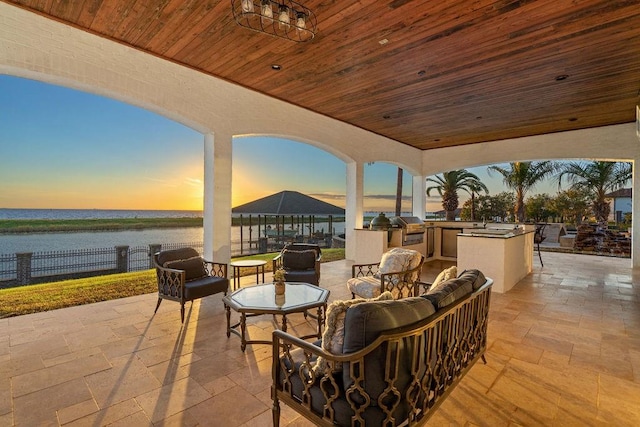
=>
[347,248,425,299]
[272,243,322,285]
[153,247,229,323]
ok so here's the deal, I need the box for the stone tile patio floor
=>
[1,252,640,426]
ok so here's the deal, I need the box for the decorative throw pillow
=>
[163,256,207,281]
[282,249,317,270]
[431,266,457,290]
[312,291,394,376]
[379,248,420,274]
[378,248,422,285]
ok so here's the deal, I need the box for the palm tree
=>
[556,161,631,222]
[395,167,403,216]
[426,170,488,221]
[466,180,489,221]
[488,161,556,223]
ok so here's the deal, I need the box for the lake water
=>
[0,209,346,255]
[0,208,203,220]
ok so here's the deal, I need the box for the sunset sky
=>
[0,75,554,214]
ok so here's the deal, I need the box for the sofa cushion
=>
[313,291,393,376]
[342,296,436,353]
[164,256,207,281]
[341,296,437,402]
[423,276,473,309]
[282,249,317,270]
[457,269,487,290]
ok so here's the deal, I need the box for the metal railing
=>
[0,237,327,289]
[32,247,117,277]
[0,242,203,289]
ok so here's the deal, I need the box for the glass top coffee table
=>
[223,282,330,352]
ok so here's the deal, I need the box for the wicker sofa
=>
[271,269,492,426]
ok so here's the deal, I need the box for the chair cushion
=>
[346,276,382,299]
[313,292,394,376]
[282,249,317,270]
[164,256,207,281]
[184,276,229,300]
[284,270,319,285]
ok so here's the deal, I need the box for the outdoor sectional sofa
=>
[271,269,492,426]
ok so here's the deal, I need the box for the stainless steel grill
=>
[390,216,426,246]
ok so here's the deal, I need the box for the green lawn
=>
[0,248,345,318]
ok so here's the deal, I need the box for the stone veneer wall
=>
[574,223,631,258]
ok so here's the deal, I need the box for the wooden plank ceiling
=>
[5,0,640,150]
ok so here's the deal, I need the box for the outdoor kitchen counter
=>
[352,228,427,264]
[457,229,534,293]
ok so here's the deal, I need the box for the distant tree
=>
[556,161,631,222]
[426,170,488,221]
[488,161,557,223]
[461,192,514,222]
[525,193,555,222]
[549,189,590,224]
[490,192,516,222]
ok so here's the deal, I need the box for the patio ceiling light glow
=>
[232,0,317,42]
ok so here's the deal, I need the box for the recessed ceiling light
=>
[378,39,389,45]
[271,64,282,70]
[555,74,569,81]
[417,70,426,76]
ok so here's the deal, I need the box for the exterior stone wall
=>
[574,223,631,258]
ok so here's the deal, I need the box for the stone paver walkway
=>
[1,252,639,425]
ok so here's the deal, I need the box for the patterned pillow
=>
[378,248,422,284]
[431,266,457,290]
[312,291,394,376]
[163,256,207,281]
[379,248,421,274]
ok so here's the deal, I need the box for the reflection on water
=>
[0,209,346,255]
[0,222,345,255]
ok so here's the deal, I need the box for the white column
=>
[345,161,364,261]
[633,158,640,268]
[412,174,426,219]
[203,131,233,263]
